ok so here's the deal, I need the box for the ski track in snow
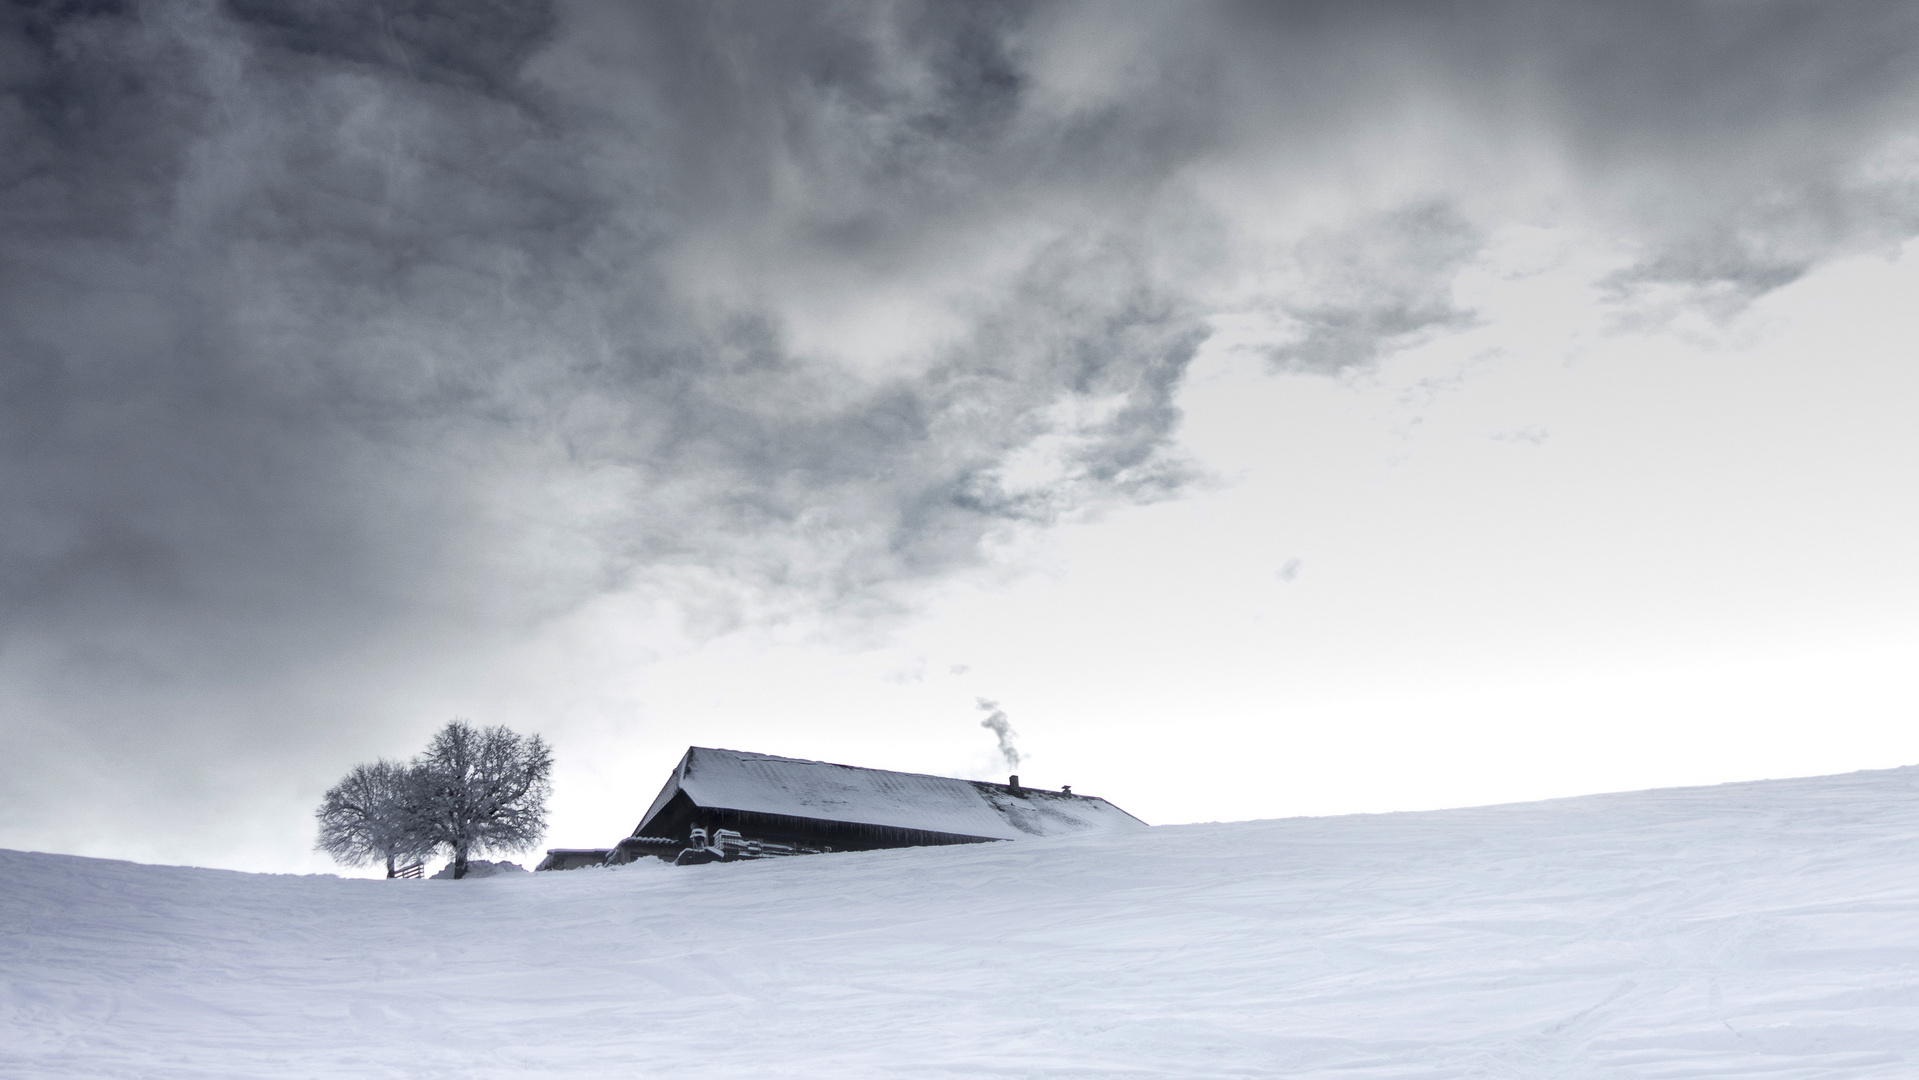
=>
[5,768,1919,1078]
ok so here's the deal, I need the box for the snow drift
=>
[6,767,1919,1078]
[428,859,526,880]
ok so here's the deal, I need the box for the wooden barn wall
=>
[637,794,1001,853]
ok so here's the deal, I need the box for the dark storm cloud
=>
[1181,1,1919,350]
[3,0,1918,861]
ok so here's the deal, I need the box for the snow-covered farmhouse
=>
[537,746,1146,869]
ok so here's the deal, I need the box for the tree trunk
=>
[452,845,469,880]
[385,853,396,879]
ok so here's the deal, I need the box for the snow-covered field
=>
[7,768,1919,1079]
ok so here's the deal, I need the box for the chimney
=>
[1009,774,1021,794]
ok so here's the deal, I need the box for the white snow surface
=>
[7,766,1919,1078]
[427,860,526,880]
[637,746,1146,841]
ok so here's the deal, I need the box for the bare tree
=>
[314,759,431,877]
[414,720,552,879]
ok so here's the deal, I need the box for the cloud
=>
[1262,204,1481,374]
[3,0,1918,863]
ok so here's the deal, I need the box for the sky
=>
[2,0,1916,875]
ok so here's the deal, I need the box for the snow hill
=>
[6,768,1919,1079]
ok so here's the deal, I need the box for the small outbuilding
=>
[534,848,615,872]
[539,746,1146,868]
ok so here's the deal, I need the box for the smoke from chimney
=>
[977,698,1021,771]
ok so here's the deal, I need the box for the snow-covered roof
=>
[634,747,1146,842]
